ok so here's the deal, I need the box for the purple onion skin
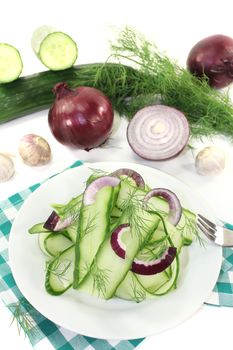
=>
[48,83,114,150]
[43,211,60,230]
[131,247,177,275]
[187,34,233,88]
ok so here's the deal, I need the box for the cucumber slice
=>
[31,25,55,54]
[74,185,115,287]
[0,44,23,83]
[78,210,160,299]
[40,32,78,70]
[135,258,179,296]
[66,220,78,243]
[115,271,155,302]
[45,245,75,295]
[29,222,50,234]
[116,180,197,245]
[38,232,53,257]
[44,233,73,256]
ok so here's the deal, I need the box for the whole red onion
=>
[187,34,233,88]
[48,83,114,150]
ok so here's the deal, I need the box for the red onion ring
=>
[111,168,145,188]
[110,223,176,275]
[131,246,177,275]
[127,105,190,160]
[110,223,129,259]
[144,188,182,226]
[83,176,120,206]
[43,211,73,231]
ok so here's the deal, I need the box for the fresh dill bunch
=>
[95,27,233,140]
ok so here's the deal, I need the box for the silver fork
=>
[197,214,233,247]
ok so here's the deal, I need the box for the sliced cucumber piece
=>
[44,232,73,256]
[38,232,53,257]
[74,185,116,287]
[136,258,179,296]
[78,209,160,299]
[32,27,78,71]
[29,222,50,234]
[116,180,197,245]
[115,271,155,302]
[31,25,55,54]
[66,220,78,243]
[45,245,75,295]
[0,44,23,83]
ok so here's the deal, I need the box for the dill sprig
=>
[176,211,205,247]
[94,27,233,139]
[91,261,111,297]
[130,276,146,303]
[46,258,72,285]
[7,299,38,341]
[81,211,99,239]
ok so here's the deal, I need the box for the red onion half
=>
[48,83,114,150]
[187,34,233,88]
[144,188,182,226]
[127,105,190,160]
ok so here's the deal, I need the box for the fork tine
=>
[197,216,216,236]
[197,222,216,242]
[198,214,216,230]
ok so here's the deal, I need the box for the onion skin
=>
[48,83,114,150]
[187,34,233,88]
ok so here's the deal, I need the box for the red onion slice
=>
[110,223,130,258]
[43,211,73,231]
[131,247,177,275]
[127,105,190,160]
[111,168,145,188]
[83,176,120,206]
[110,224,176,275]
[144,188,182,226]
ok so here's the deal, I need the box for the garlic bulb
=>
[195,146,225,176]
[0,153,15,182]
[19,134,51,166]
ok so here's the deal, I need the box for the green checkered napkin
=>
[0,161,232,349]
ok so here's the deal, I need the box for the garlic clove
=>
[0,153,15,182]
[19,134,51,166]
[195,146,226,176]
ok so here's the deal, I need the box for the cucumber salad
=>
[28,168,198,302]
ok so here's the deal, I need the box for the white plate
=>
[9,162,222,340]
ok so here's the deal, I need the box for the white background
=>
[0,0,233,349]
